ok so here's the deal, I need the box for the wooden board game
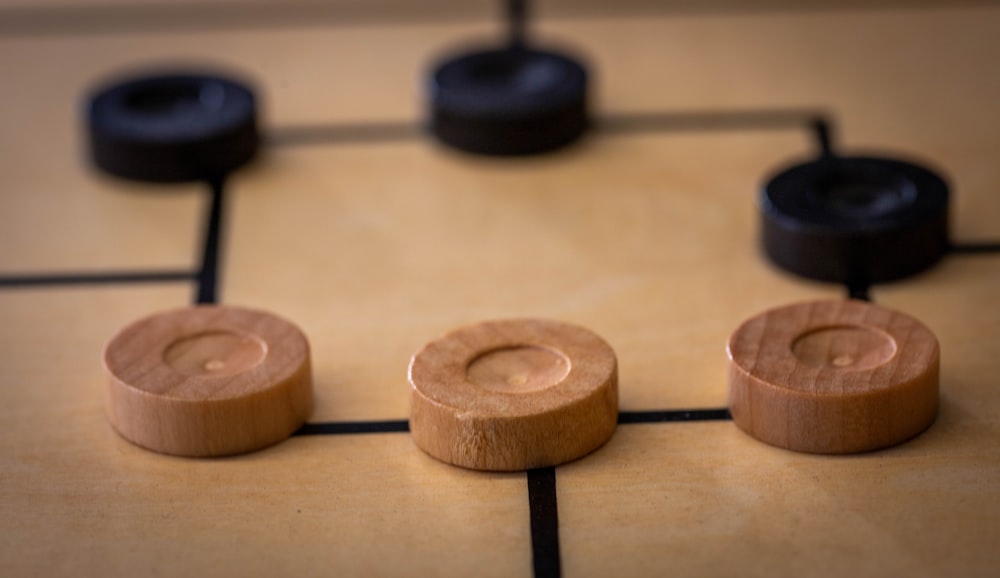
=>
[2,2,998,576]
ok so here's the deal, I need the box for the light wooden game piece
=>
[104,305,313,457]
[727,300,939,454]
[408,318,618,471]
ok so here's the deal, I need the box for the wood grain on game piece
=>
[727,299,939,453]
[1,3,999,578]
[104,305,313,457]
[409,318,617,471]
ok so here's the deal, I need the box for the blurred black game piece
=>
[427,0,589,155]
[86,71,259,182]
[761,156,949,284]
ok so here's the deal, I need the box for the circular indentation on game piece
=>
[466,345,571,393]
[163,330,267,377]
[761,156,949,283]
[86,70,259,182]
[104,305,312,457]
[810,173,917,219]
[428,47,589,155]
[727,300,939,454]
[790,325,896,371]
[408,318,617,471]
[123,79,224,117]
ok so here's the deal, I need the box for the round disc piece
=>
[428,47,589,155]
[408,318,617,471]
[727,300,939,454]
[86,71,259,182]
[761,156,949,283]
[104,305,312,457]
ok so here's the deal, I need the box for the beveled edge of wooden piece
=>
[727,299,939,454]
[103,305,313,457]
[408,318,618,471]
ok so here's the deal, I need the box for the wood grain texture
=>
[409,318,618,471]
[727,299,939,453]
[104,305,313,456]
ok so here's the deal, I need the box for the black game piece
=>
[427,0,588,155]
[428,47,588,156]
[761,156,949,284]
[86,71,259,182]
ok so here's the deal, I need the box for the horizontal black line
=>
[1,1,991,38]
[292,411,731,436]
[267,108,831,148]
[599,109,828,135]
[293,420,410,435]
[0,1,487,37]
[618,408,731,423]
[950,242,1000,254]
[267,122,422,147]
[0,270,195,288]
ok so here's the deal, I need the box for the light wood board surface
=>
[1,2,998,577]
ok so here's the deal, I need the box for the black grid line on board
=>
[294,420,410,435]
[847,282,873,302]
[528,467,561,578]
[951,242,1000,254]
[0,270,194,287]
[292,409,734,437]
[266,122,422,147]
[0,1,498,37]
[1,0,992,38]
[267,109,835,156]
[195,179,227,305]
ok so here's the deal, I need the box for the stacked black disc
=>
[761,156,949,284]
[86,70,259,182]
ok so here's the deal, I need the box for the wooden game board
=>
[2,2,998,576]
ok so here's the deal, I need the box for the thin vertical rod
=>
[508,0,528,48]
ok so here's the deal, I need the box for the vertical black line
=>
[846,282,871,302]
[507,0,528,48]
[195,178,226,304]
[527,467,561,578]
[812,116,834,158]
